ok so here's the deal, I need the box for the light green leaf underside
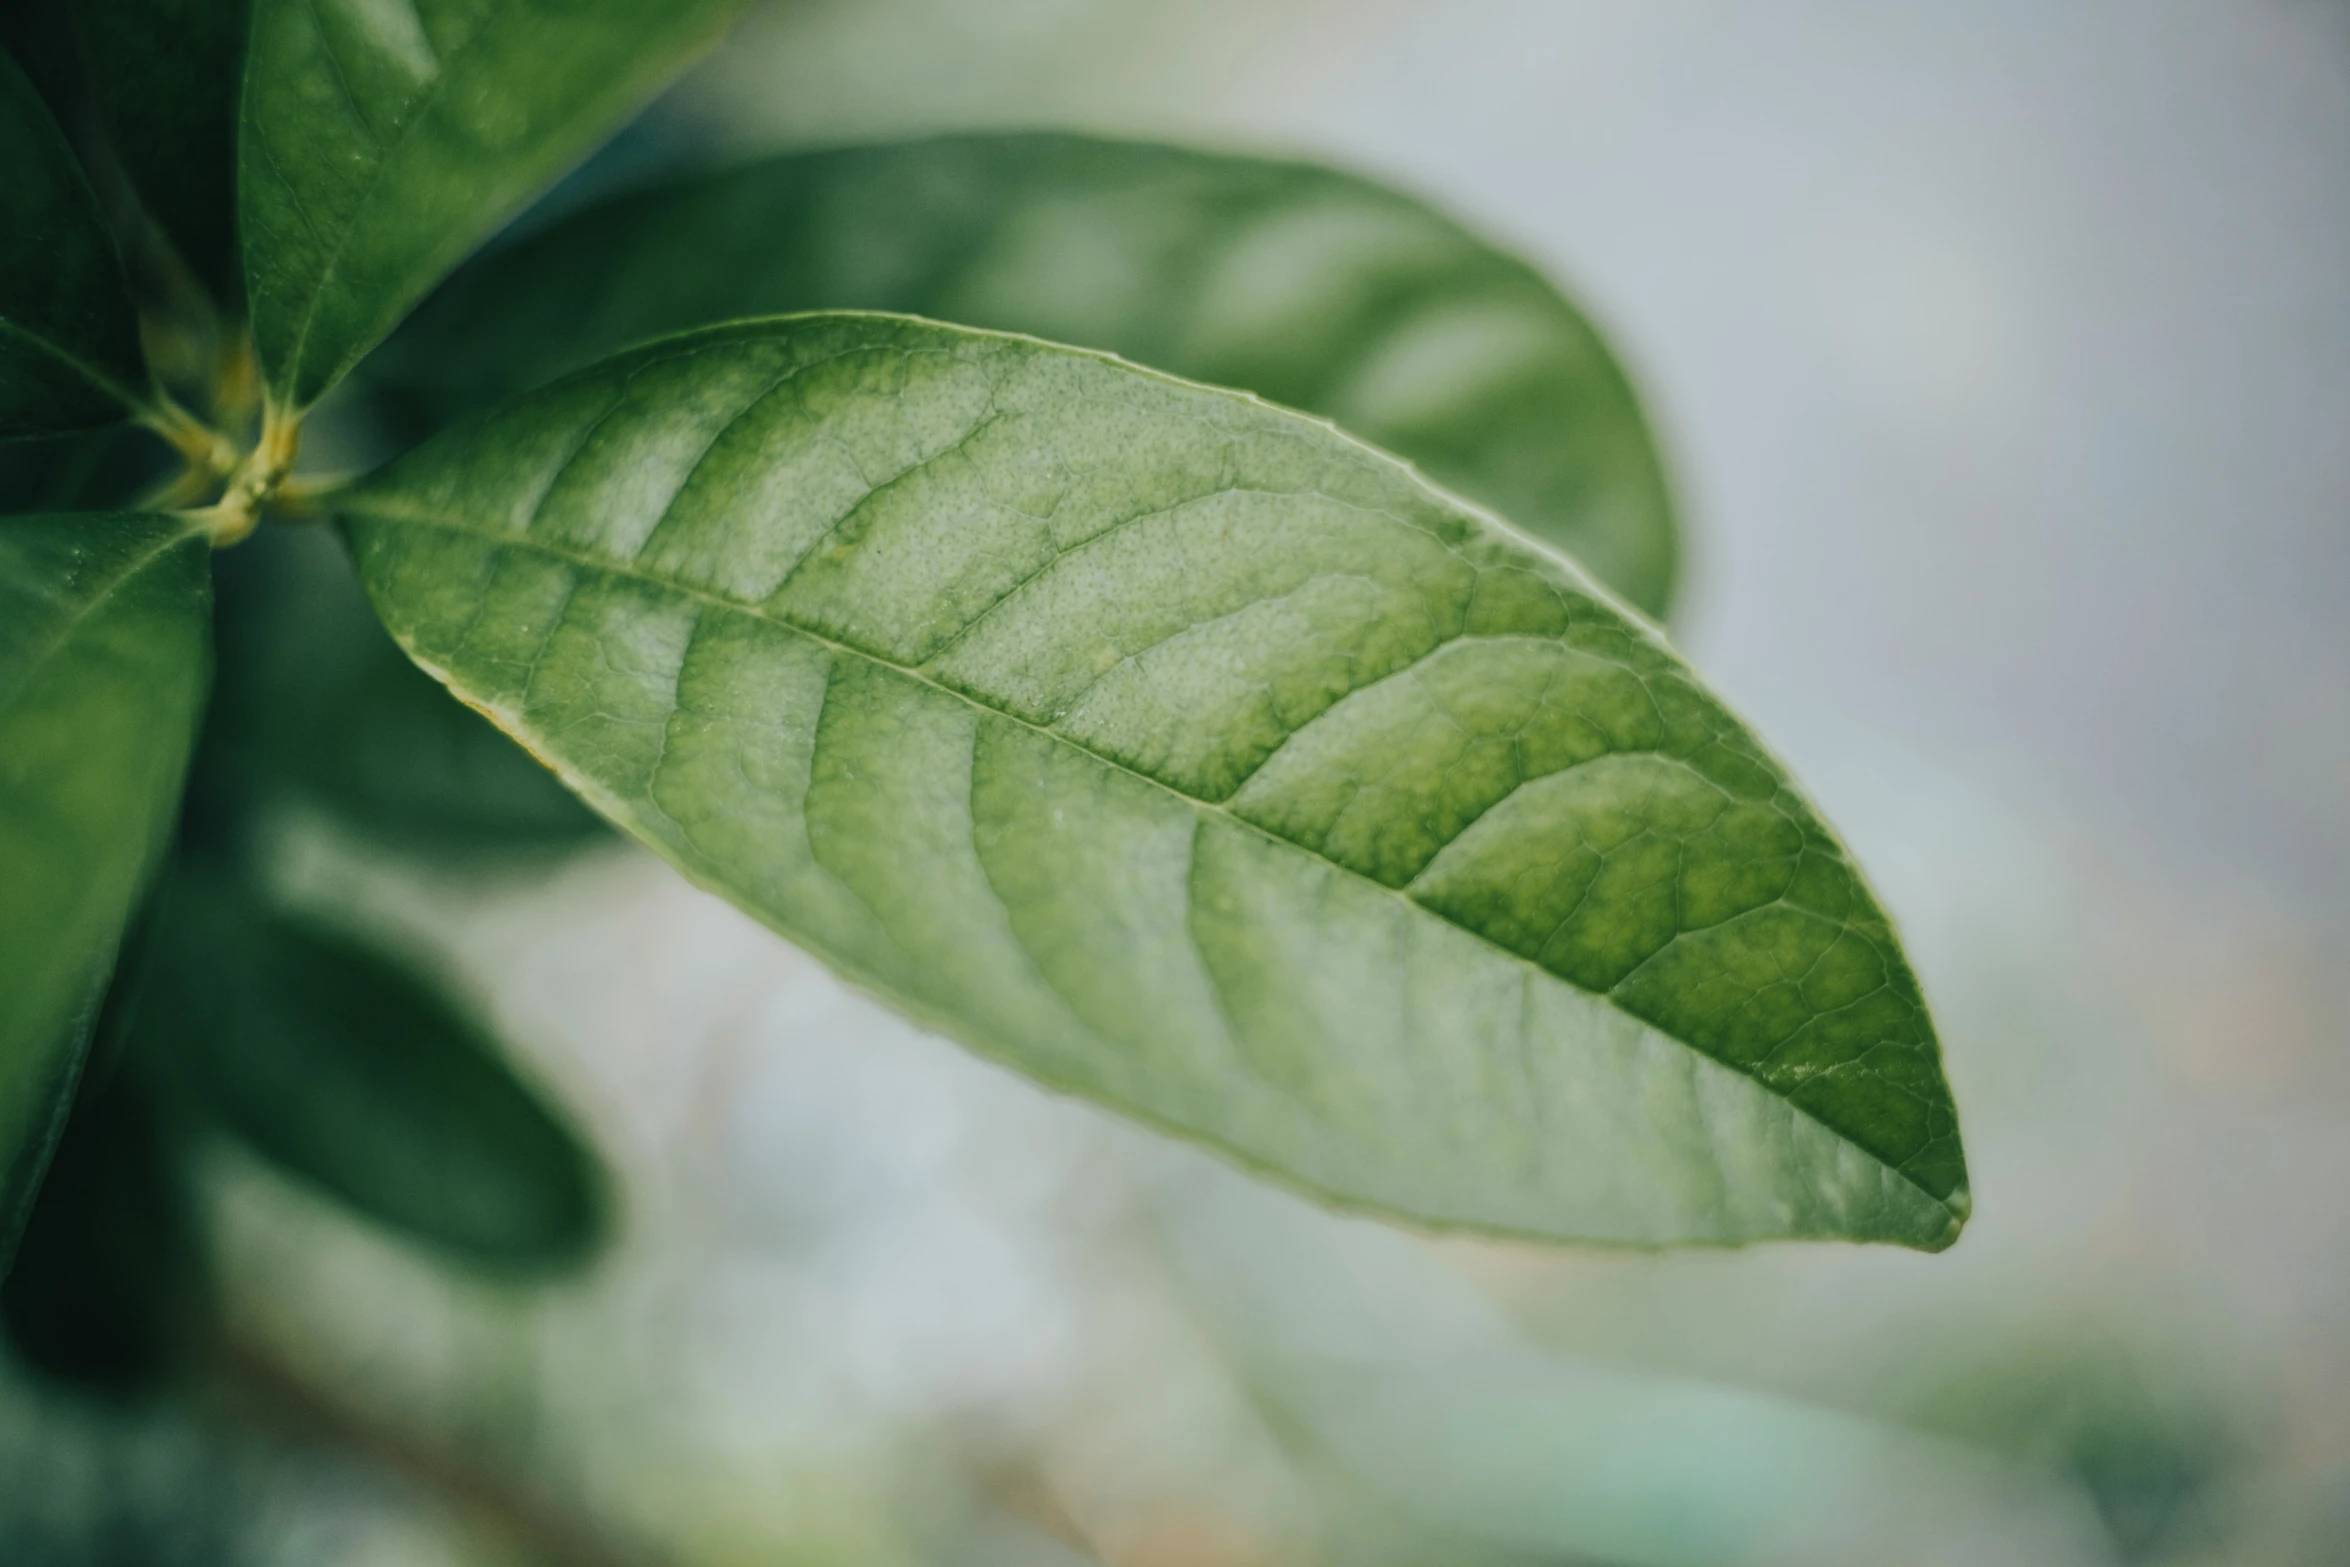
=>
[0,513,211,1263]
[240,0,749,410]
[343,315,1966,1249]
[0,50,148,437]
[374,132,1678,617]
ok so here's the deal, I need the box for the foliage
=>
[0,0,1964,1420]
[369,132,1681,616]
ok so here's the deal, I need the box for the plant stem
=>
[271,471,356,515]
[194,401,304,546]
[134,462,224,513]
[139,392,239,483]
[212,335,260,432]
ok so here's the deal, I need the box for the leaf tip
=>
[1917,1180,1972,1253]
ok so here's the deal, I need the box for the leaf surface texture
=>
[344,316,1967,1249]
[377,133,1679,615]
[240,0,748,409]
[0,513,210,1261]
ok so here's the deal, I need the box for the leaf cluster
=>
[0,0,1966,1401]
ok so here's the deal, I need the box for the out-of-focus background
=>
[10,2,2349,1562]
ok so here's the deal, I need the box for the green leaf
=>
[0,427,170,517]
[0,0,88,129]
[0,1069,210,1396]
[240,0,750,412]
[73,0,252,305]
[340,316,1968,1250]
[1157,1170,2105,1566]
[0,49,149,437]
[0,512,210,1265]
[374,133,1680,617]
[204,523,602,846]
[140,867,604,1270]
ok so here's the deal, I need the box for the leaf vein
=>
[347,499,1946,1211]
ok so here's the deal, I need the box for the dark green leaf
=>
[140,868,604,1270]
[376,133,1680,616]
[72,871,170,1106]
[74,0,251,305]
[204,522,602,846]
[0,426,170,517]
[1,1070,209,1396]
[0,49,148,437]
[0,512,210,1266]
[342,316,1968,1249]
[0,0,87,128]
[240,0,750,411]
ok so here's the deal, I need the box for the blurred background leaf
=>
[0,426,170,517]
[0,0,84,127]
[1147,1159,2115,1567]
[1,1068,210,1399]
[136,862,605,1273]
[199,524,603,852]
[0,47,149,437]
[71,0,250,310]
[371,133,1679,616]
[1894,1329,2243,1564]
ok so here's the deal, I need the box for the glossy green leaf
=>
[203,523,601,846]
[1,1070,209,1396]
[74,0,251,304]
[0,50,149,437]
[374,133,1680,616]
[139,867,604,1270]
[240,0,750,411]
[342,315,1968,1249]
[0,513,210,1265]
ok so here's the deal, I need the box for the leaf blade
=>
[343,315,1966,1249]
[375,133,1679,615]
[139,867,605,1270]
[1,1068,210,1395]
[0,49,148,436]
[73,0,252,304]
[0,512,211,1263]
[0,427,171,517]
[239,0,749,411]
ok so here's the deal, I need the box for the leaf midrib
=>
[269,0,503,403]
[349,497,1950,1215]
